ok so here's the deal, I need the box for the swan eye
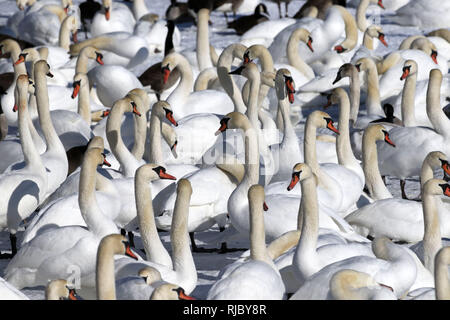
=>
[152,166,165,175]
[402,65,411,72]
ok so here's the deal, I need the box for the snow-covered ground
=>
[0,0,447,300]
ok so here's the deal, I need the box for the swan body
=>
[90,0,136,37]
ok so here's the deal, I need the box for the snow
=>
[0,0,448,300]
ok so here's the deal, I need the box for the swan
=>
[72,72,106,126]
[239,17,296,48]
[329,269,397,300]
[4,147,119,295]
[290,237,418,299]
[388,0,450,29]
[45,279,82,300]
[227,3,270,36]
[6,61,68,201]
[112,179,198,295]
[161,52,234,119]
[97,234,195,300]
[377,69,450,199]
[407,246,450,300]
[206,184,286,300]
[0,74,47,258]
[268,6,357,65]
[345,156,450,243]
[90,0,136,37]
[8,0,70,46]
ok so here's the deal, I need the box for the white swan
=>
[90,0,136,37]
[345,155,450,243]
[378,69,450,198]
[4,147,119,295]
[0,74,47,257]
[45,279,82,300]
[388,0,450,29]
[161,52,234,119]
[207,184,286,300]
[113,179,198,295]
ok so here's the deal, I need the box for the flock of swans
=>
[0,0,449,300]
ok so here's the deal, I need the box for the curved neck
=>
[245,69,261,128]
[362,31,374,50]
[336,91,360,169]
[401,71,417,127]
[251,47,273,108]
[196,9,213,71]
[148,111,164,165]
[17,82,44,169]
[248,195,272,265]
[427,70,450,139]
[336,6,358,51]
[294,175,320,278]
[420,161,434,189]
[422,191,442,273]
[130,99,147,161]
[132,0,148,20]
[135,169,172,267]
[217,44,247,113]
[106,100,139,177]
[363,61,383,116]
[362,133,392,200]
[242,125,260,190]
[278,90,295,143]
[167,55,194,107]
[194,67,217,91]
[356,0,371,32]
[286,31,314,80]
[34,67,66,154]
[79,156,118,237]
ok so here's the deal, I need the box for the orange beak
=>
[14,55,25,65]
[431,51,438,64]
[263,202,268,211]
[378,0,385,9]
[327,121,340,135]
[103,158,111,167]
[215,122,227,136]
[125,244,138,260]
[384,132,396,147]
[442,162,450,176]
[162,68,170,84]
[334,45,345,53]
[287,174,299,191]
[307,37,314,52]
[444,186,450,197]
[285,78,295,104]
[159,170,177,180]
[378,34,388,47]
[72,83,80,99]
[68,289,78,300]
[64,5,69,14]
[102,110,110,117]
[243,53,251,65]
[178,290,196,300]
[131,102,141,117]
[13,104,18,112]
[165,111,178,126]
[96,54,104,65]
[105,7,110,20]
[400,68,410,80]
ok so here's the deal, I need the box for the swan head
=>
[77,46,104,65]
[127,88,150,112]
[287,163,314,191]
[0,39,21,57]
[151,100,177,127]
[151,284,195,300]
[400,59,418,80]
[333,63,355,85]
[354,57,376,75]
[324,87,347,109]
[424,151,450,176]
[365,25,388,47]
[364,124,396,147]
[72,72,88,99]
[410,38,439,64]
[87,136,105,150]
[63,15,80,42]
[84,147,111,168]
[307,110,340,135]
[15,0,30,11]
[215,112,252,136]
[136,163,177,182]
[138,267,162,285]
[45,279,82,300]
[242,44,272,66]
[98,234,139,262]
[248,184,269,212]
[13,75,33,112]
[423,179,450,198]
[275,69,295,103]
[102,0,112,20]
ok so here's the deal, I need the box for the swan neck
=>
[248,194,270,263]
[96,241,117,300]
[435,248,450,300]
[148,112,164,164]
[336,91,359,167]
[422,192,442,273]
[287,31,314,80]
[356,0,370,32]
[364,62,383,116]
[401,72,417,127]
[59,18,72,51]
[196,9,213,71]
[427,71,450,138]
[78,81,91,125]
[349,68,361,125]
